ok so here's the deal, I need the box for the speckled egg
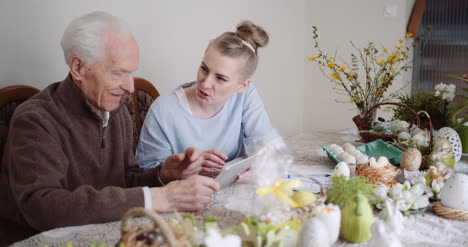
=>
[400,148,422,171]
[441,173,468,211]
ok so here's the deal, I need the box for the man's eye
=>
[217,76,227,82]
[201,66,208,72]
[113,72,124,79]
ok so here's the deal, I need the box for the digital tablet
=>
[215,154,257,188]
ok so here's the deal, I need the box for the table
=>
[14,130,468,247]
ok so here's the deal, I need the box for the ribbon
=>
[256,180,304,208]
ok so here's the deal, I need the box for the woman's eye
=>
[217,76,227,82]
[200,66,208,72]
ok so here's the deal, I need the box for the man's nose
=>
[121,74,135,94]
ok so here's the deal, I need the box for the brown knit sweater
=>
[0,75,162,244]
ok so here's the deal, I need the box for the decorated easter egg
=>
[436,127,462,163]
[400,148,422,171]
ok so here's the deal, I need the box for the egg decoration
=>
[436,127,462,163]
[342,143,354,150]
[440,173,468,211]
[298,218,330,247]
[400,148,422,171]
[334,162,350,178]
[369,157,386,168]
[356,155,369,165]
[338,152,350,161]
[342,155,357,165]
[377,157,390,167]
[398,131,411,141]
[316,204,341,245]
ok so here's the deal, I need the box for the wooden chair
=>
[0,85,40,161]
[123,77,160,153]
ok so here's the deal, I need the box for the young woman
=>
[136,21,277,175]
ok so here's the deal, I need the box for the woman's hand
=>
[199,149,227,175]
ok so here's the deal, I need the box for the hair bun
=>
[236,21,269,50]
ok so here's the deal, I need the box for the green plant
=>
[393,89,454,129]
[448,74,468,132]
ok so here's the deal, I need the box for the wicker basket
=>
[353,102,422,143]
[433,201,468,221]
[118,208,190,247]
[290,175,328,219]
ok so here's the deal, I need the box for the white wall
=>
[304,0,415,131]
[1,0,416,136]
[0,0,305,137]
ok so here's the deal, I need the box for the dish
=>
[322,139,403,165]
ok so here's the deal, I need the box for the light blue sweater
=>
[136,82,277,169]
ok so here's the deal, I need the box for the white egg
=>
[338,152,350,161]
[329,144,339,150]
[441,173,468,210]
[342,155,357,165]
[331,146,344,154]
[342,142,354,150]
[356,155,369,164]
[350,149,362,157]
[334,162,350,178]
[344,145,357,153]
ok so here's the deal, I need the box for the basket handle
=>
[362,102,422,129]
[121,207,178,246]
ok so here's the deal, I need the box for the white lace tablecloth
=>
[14,130,468,247]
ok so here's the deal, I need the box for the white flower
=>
[434,82,456,102]
[205,229,241,247]
[412,195,430,209]
[374,184,389,202]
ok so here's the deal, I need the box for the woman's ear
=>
[69,56,85,80]
[236,79,251,93]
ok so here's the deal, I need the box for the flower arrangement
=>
[308,26,414,118]
[394,82,457,130]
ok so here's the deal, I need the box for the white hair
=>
[60,11,132,67]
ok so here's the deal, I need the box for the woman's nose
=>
[199,76,213,89]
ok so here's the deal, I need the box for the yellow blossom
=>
[406,33,413,38]
[329,56,334,60]
[339,66,346,71]
[331,72,340,80]
[378,59,385,66]
[398,39,403,43]
[308,56,318,60]
[404,54,409,59]
[328,62,335,68]
[395,45,403,49]
[390,68,396,71]
[347,76,352,80]
[374,91,383,97]
[383,48,388,53]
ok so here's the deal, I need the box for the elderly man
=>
[0,11,219,245]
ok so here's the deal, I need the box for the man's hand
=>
[199,149,227,175]
[159,147,204,182]
[150,175,220,212]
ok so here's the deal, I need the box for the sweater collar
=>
[56,74,124,124]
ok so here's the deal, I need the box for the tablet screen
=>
[215,154,257,188]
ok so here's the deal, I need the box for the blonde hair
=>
[208,21,269,80]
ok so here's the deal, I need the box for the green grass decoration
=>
[327,175,375,208]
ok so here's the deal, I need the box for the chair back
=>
[0,85,40,161]
[123,77,160,153]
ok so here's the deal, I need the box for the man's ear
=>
[69,56,85,80]
[237,79,251,93]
